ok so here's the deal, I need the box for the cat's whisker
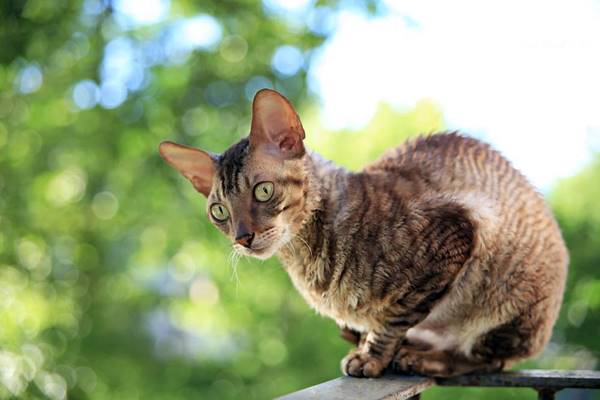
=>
[285,241,297,259]
[227,249,236,265]
[294,234,313,258]
[288,240,298,258]
[228,247,242,295]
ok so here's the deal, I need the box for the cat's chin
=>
[235,243,280,260]
[248,246,277,260]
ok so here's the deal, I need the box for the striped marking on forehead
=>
[217,138,250,195]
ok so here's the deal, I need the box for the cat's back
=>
[365,132,525,197]
[364,131,567,269]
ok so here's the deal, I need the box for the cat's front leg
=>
[339,326,364,346]
[340,302,431,378]
[341,328,400,377]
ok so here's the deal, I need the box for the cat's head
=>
[159,89,312,260]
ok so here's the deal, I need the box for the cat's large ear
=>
[159,141,216,197]
[249,89,305,159]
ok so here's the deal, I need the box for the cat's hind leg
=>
[392,346,504,377]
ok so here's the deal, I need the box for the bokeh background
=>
[1,0,599,399]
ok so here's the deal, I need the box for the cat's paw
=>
[393,350,443,376]
[341,349,386,378]
[393,348,505,377]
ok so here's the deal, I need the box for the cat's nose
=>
[235,232,255,248]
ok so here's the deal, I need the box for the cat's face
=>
[207,143,307,259]
[159,89,308,260]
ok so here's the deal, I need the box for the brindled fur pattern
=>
[159,89,568,378]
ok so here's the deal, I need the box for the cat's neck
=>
[276,151,349,269]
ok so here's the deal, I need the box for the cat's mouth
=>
[233,228,290,260]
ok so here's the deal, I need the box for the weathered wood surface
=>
[438,369,600,389]
[277,370,600,400]
[275,375,434,400]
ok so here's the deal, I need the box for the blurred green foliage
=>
[0,1,597,399]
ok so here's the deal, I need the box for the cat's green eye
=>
[210,203,229,221]
[254,181,274,202]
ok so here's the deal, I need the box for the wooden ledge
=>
[277,370,600,400]
[276,375,434,400]
[438,369,600,389]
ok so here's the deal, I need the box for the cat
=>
[159,89,568,378]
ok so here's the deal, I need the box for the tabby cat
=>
[159,89,568,378]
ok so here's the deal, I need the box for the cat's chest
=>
[283,259,376,332]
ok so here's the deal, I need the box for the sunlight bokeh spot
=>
[75,367,97,394]
[66,33,91,61]
[20,357,36,384]
[307,6,337,36]
[91,192,119,220]
[16,238,46,271]
[16,64,43,94]
[100,37,146,93]
[189,277,220,306]
[72,80,100,110]
[101,38,134,81]
[35,371,67,400]
[567,300,588,327]
[113,0,170,26]
[21,343,45,370]
[162,15,222,64]
[45,167,87,207]
[220,35,248,63]
[258,338,287,367]
[140,227,167,253]
[271,46,304,77]
[0,351,27,396]
[99,81,127,109]
[82,0,106,16]
[244,76,273,101]
[55,365,77,391]
[182,107,213,136]
[263,0,313,15]
[205,81,235,108]
[174,15,222,50]
[171,251,196,282]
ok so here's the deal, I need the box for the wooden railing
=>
[277,370,600,400]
